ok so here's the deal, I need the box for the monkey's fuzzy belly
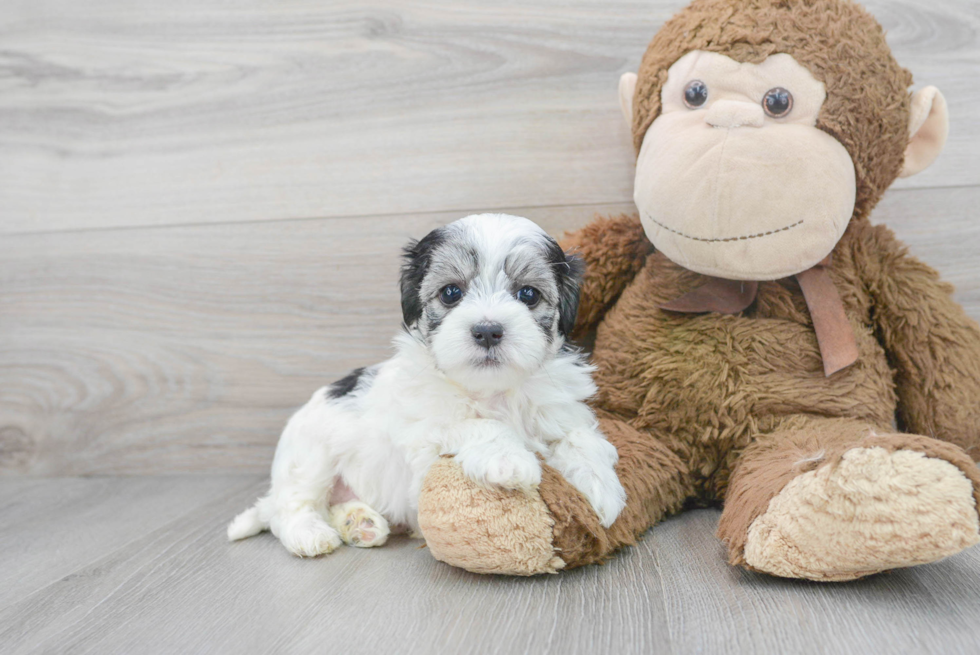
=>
[590,301,897,499]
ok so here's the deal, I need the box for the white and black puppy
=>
[228,213,626,557]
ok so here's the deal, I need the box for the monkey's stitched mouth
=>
[643,212,804,243]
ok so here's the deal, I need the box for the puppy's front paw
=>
[278,513,342,557]
[563,466,626,528]
[483,450,542,490]
[587,472,627,528]
[458,444,542,491]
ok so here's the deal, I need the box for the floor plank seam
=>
[650,539,678,655]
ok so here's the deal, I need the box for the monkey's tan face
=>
[633,51,856,280]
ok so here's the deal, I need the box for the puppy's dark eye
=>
[516,286,540,307]
[762,87,793,117]
[439,284,463,305]
[683,80,708,108]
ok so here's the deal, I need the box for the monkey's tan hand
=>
[742,447,980,581]
[417,458,565,576]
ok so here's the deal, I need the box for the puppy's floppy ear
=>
[400,227,445,327]
[544,236,585,339]
[556,252,585,338]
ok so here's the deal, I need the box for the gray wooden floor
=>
[3,477,980,655]
[2,1,980,653]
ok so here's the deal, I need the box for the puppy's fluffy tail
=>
[227,504,268,542]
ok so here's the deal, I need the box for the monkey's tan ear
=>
[899,86,949,178]
[619,72,637,126]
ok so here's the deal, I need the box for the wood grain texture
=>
[2,3,979,652]
[0,476,673,655]
[0,202,626,476]
[0,475,259,610]
[3,188,980,476]
[0,0,977,235]
[651,510,980,655]
[1,478,977,655]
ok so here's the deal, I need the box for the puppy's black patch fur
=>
[400,227,447,328]
[544,239,585,338]
[327,367,365,399]
[537,314,556,342]
[425,306,444,335]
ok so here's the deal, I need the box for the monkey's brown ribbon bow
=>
[660,255,859,377]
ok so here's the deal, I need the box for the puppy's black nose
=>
[471,322,504,348]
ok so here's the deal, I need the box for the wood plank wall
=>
[2,0,978,475]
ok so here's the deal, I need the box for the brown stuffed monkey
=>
[416,0,980,581]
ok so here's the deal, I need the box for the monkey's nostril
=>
[471,322,504,349]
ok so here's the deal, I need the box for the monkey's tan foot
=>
[328,501,390,548]
[417,458,565,575]
[743,447,980,581]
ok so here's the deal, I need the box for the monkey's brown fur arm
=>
[560,214,653,338]
[860,221,980,461]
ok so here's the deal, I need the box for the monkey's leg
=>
[717,417,980,581]
[417,415,691,575]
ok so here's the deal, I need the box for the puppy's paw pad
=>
[330,502,389,548]
[483,452,542,490]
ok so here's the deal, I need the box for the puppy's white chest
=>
[465,391,514,420]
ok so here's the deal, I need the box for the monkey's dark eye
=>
[683,80,708,108]
[516,286,540,307]
[439,284,463,305]
[762,87,793,117]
